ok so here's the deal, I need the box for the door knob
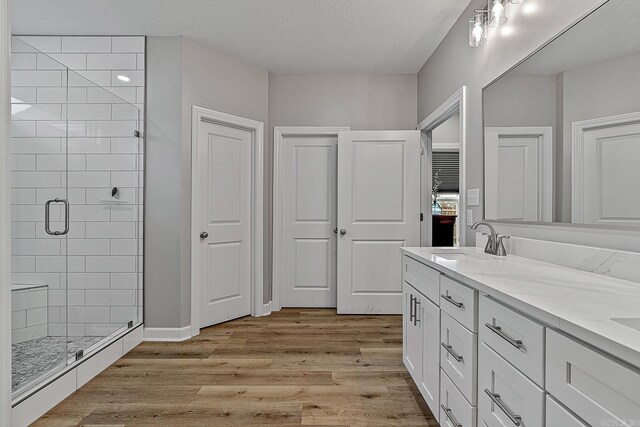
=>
[333,227,338,234]
[200,231,208,239]
[340,229,347,235]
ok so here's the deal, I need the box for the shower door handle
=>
[45,198,70,236]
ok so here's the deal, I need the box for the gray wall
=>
[417,0,606,245]
[269,74,417,130]
[483,74,557,128]
[432,113,460,148]
[267,73,417,303]
[145,37,269,328]
[145,36,184,328]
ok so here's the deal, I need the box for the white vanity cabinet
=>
[402,257,441,420]
[402,249,640,427]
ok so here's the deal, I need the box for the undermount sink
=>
[432,253,470,261]
[611,318,640,332]
[430,249,484,261]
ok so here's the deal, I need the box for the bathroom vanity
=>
[401,246,640,427]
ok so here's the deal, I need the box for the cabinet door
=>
[403,283,422,382]
[546,329,640,426]
[419,295,440,420]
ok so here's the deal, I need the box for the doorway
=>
[190,107,264,336]
[418,87,467,248]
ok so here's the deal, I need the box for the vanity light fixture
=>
[469,0,526,47]
[469,10,488,47]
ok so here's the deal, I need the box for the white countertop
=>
[401,246,640,370]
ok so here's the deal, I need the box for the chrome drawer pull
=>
[484,389,522,426]
[441,343,463,362]
[441,294,464,308]
[440,404,462,427]
[413,299,420,326]
[485,323,523,349]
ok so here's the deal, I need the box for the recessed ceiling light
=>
[117,75,130,82]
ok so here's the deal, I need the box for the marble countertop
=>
[401,246,640,370]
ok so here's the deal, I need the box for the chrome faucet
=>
[471,221,510,256]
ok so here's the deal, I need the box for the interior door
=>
[337,130,421,314]
[197,121,252,327]
[484,127,553,222]
[281,132,338,307]
[573,116,640,225]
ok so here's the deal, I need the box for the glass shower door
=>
[11,35,145,401]
[10,37,69,397]
[65,69,142,355]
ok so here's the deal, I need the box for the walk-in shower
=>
[9,36,144,401]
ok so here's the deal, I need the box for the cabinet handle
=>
[484,389,522,426]
[413,299,420,326]
[441,343,463,362]
[409,295,415,322]
[485,323,523,349]
[441,294,464,308]
[440,404,462,427]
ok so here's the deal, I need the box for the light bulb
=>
[472,24,484,44]
[469,12,487,47]
[489,0,508,27]
[492,2,504,22]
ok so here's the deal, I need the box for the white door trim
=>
[190,106,264,338]
[272,126,349,312]
[485,126,553,222]
[572,111,640,223]
[1,0,12,422]
[417,86,467,247]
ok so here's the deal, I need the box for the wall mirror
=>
[482,0,640,228]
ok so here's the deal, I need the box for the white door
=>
[572,113,640,225]
[337,131,421,314]
[197,121,252,327]
[280,131,339,307]
[484,127,553,222]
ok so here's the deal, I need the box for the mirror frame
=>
[479,0,640,231]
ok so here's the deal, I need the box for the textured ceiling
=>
[11,0,471,73]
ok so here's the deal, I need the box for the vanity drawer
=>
[440,276,477,332]
[478,343,544,427]
[440,369,477,427]
[479,296,545,387]
[546,395,588,427]
[441,311,477,405]
[403,255,441,305]
[546,329,640,425]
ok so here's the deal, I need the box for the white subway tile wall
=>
[11,285,48,344]
[10,36,144,338]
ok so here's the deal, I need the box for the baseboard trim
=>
[143,325,192,342]
[261,301,272,317]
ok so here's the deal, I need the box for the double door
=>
[277,129,421,314]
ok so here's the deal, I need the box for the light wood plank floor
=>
[34,309,437,426]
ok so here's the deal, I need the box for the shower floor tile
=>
[12,336,103,393]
